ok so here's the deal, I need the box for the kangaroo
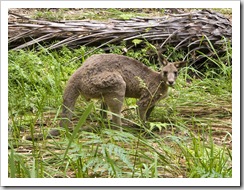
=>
[58,49,186,130]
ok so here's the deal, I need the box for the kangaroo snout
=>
[166,73,176,86]
[167,80,175,86]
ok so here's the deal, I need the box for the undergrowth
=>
[32,8,161,21]
[8,38,232,178]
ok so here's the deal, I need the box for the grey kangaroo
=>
[59,49,186,129]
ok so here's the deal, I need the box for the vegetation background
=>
[8,8,232,178]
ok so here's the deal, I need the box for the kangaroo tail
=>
[59,79,80,128]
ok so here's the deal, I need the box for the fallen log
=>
[8,9,232,67]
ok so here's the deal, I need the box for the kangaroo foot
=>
[47,129,61,138]
[24,134,44,141]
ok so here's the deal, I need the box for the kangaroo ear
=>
[173,61,187,68]
[156,46,168,66]
[158,55,168,66]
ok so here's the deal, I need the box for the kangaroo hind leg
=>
[103,80,126,126]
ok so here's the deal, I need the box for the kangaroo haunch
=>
[60,52,186,128]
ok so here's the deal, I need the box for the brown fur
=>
[59,53,186,128]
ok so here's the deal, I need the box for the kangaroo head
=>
[160,61,186,86]
[157,48,187,86]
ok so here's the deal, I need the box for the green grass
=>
[31,8,161,21]
[29,8,231,22]
[8,37,232,178]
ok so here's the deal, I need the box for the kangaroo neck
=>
[147,72,168,92]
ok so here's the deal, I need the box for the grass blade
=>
[63,103,94,160]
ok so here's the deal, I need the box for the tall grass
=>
[8,39,232,178]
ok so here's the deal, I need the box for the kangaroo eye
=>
[174,71,178,76]
[163,71,168,76]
